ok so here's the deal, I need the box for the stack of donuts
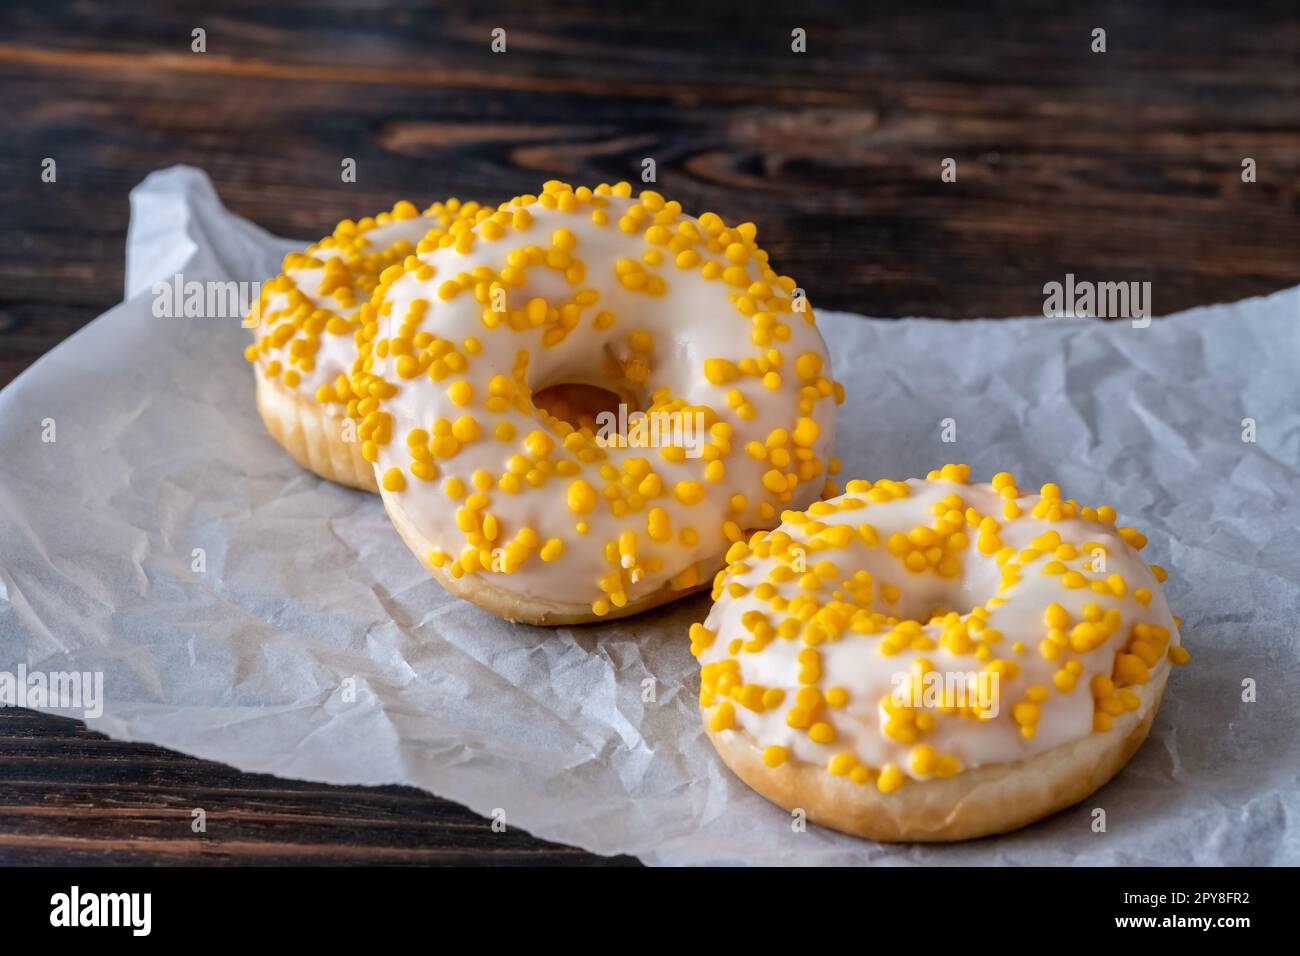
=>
[245,181,1188,842]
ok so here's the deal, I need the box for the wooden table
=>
[1,1,1297,865]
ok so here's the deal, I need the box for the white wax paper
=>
[1,166,1297,865]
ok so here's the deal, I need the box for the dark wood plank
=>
[0,0,1298,864]
[0,709,636,866]
[2,0,1297,348]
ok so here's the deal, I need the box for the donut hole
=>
[874,555,1001,627]
[533,383,627,435]
[893,586,981,625]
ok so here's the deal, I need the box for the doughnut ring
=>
[694,465,1189,841]
[245,199,483,491]
[355,181,842,624]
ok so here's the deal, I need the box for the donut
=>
[244,198,483,491]
[353,180,843,624]
[694,464,1190,842]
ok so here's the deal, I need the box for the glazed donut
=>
[354,180,842,624]
[244,198,483,491]
[694,464,1189,842]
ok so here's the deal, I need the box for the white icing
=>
[372,194,838,607]
[253,216,439,399]
[698,478,1180,779]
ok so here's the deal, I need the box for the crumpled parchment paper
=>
[1,166,1297,865]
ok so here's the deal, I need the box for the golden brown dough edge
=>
[379,485,717,625]
[254,366,378,493]
[704,667,1168,842]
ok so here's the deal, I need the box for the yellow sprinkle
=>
[808,721,836,744]
[1044,602,1070,628]
[447,380,473,406]
[703,358,738,385]
[828,752,856,776]
[381,468,406,492]
[675,481,705,506]
[451,415,480,442]
[876,764,904,793]
[710,700,736,732]
[567,479,597,514]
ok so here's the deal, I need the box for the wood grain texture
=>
[0,709,636,865]
[0,0,1297,865]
